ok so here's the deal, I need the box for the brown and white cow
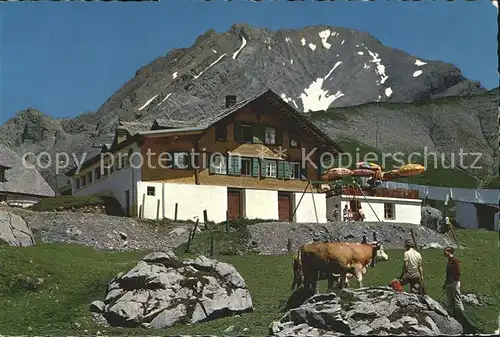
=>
[290,251,357,291]
[295,241,389,293]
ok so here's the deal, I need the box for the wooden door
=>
[227,189,243,220]
[278,192,292,221]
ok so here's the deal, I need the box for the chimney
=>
[225,95,237,108]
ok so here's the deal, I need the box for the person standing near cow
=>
[442,246,464,316]
[399,239,424,293]
[442,246,477,333]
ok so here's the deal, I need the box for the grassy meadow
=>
[0,228,498,336]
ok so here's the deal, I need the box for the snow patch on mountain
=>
[325,61,343,80]
[301,38,306,46]
[299,63,345,112]
[413,70,423,78]
[232,36,247,60]
[138,94,159,111]
[385,87,393,97]
[308,43,316,51]
[367,49,389,85]
[357,51,364,55]
[153,93,172,110]
[194,53,227,79]
[415,59,427,66]
[172,72,178,79]
[319,29,332,49]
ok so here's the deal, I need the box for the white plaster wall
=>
[455,201,478,229]
[293,192,327,223]
[245,189,279,220]
[327,196,422,224]
[145,183,228,223]
[73,145,141,215]
[137,181,164,220]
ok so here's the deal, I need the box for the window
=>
[265,160,277,178]
[0,168,4,183]
[81,175,86,187]
[147,186,155,196]
[265,127,276,145]
[384,203,395,220]
[75,177,80,190]
[289,162,300,179]
[241,124,253,143]
[86,171,93,184]
[173,152,190,169]
[211,154,227,174]
[240,158,252,176]
[215,124,227,141]
[290,134,299,148]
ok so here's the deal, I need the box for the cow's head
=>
[370,241,389,261]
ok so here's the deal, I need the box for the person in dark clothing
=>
[442,246,477,334]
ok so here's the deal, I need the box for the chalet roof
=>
[140,89,343,153]
[0,143,55,197]
[152,118,197,129]
[117,121,152,136]
[0,150,14,169]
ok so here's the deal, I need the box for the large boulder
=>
[270,287,463,336]
[0,209,35,246]
[90,251,253,329]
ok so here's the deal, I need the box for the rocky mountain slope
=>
[0,23,496,190]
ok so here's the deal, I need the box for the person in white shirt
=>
[399,239,424,293]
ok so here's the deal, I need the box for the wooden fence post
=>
[210,235,215,257]
[410,228,418,250]
[225,211,229,234]
[191,219,199,242]
[156,199,160,220]
[174,203,178,221]
[203,209,209,229]
[287,239,292,253]
[141,193,145,218]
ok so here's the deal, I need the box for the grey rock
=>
[269,287,463,336]
[89,300,105,313]
[91,252,253,328]
[0,210,35,246]
[149,304,186,328]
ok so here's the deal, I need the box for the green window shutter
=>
[227,155,234,175]
[252,158,260,177]
[260,159,267,177]
[277,161,284,179]
[284,161,290,179]
[233,156,241,176]
[234,121,241,142]
[254,124,265,144]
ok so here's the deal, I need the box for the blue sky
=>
[1,0,498,123]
